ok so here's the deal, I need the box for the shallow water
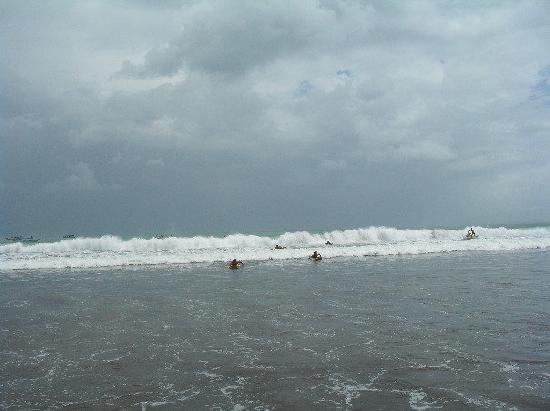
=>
[1,250,549,410]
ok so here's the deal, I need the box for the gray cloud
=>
[2,0,550,236]
[118,1,325,78]
[46,162,102,193]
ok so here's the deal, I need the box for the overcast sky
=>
[1,0,550,236]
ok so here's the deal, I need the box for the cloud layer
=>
[2,0,550,236]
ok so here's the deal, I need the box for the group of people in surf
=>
[229,251,322,268]
[228,240,334,268]
[230,228,482,268]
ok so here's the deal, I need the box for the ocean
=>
[1,226,549,409]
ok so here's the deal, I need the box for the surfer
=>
[228,259,243,269]
[274,244,286,249]
[309,251,322,261]
[465,228,477,239]
[325,240,333,245]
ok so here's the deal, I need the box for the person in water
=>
[325,240,333,245]
[274,244,286,249]
[310,251,321,260]
[229,258,243,268]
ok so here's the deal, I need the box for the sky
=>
[1,0,550,237]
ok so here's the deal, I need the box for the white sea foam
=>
[1,226,549,270]
[408,390,439,411]
[500,363,519,373]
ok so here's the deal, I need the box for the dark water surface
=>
[1,250,549,410]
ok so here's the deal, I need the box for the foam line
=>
[1,226,549,270]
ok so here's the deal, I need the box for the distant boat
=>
[6,236,39,243]
[63,234,76,239]
[153,234,170,239]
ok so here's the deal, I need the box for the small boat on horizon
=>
[153,234,171,239]
[6,236,39,243]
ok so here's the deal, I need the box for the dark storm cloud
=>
[118,1,322,78]
[2,1,550,236]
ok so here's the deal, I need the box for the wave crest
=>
[1,226,549,270]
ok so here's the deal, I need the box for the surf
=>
[1,226,549,270]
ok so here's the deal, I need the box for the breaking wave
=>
[1,226,549,270]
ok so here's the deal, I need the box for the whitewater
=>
[1,226,549,271]
[2,227,550,409]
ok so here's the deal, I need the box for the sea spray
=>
[1,226,549,270]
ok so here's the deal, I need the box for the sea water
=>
[1,226,550,271]
[1,227,549,409]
